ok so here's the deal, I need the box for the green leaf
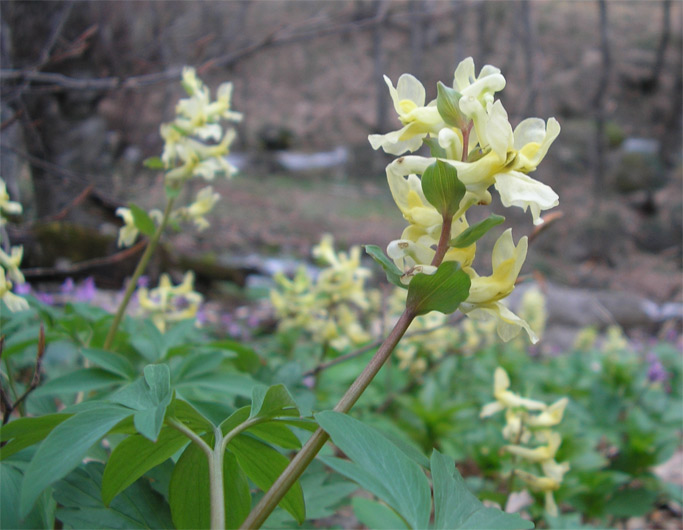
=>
[352,497,409,529]
[128,203,156,236]
[208,340,263,373]
[1,462,56,529]
[32,368,126,397]
[316,411,431,530]
[249,384,299,420]
[223,451,252,529]
[436,82,466,128]
[230,434,305,524]
[169,442,251,529]
[143,156,165,170]
[20,404,133,517]
[102,428,189,506]
[168,398,215,432]
[299,466,358,520]
[220,407,251,435]
[247,422,302,450]
[0,414,71,460]
[169,441,211,529]
[176,372,259,399]
[431,450,534,529]
[450,214,505,248]
[364,245,406,289]
[423,137,448,159]
[604,487,658,518]
[406,261,471,316]
[80,347,136,379]
[110,364,172,441]
[421,160,466,218]
[55,462,173,529]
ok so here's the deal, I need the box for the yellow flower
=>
[0,246,25,285]
[179,186,220,231]
[460,230,537,342]
[369,74,443,155]
[480,367,547,418]
[503,430,562,463]
[137,272,203,332]
[115,207,138,248]
[526,398,569,428]
[0,178,22,224]
[0,266,28,312]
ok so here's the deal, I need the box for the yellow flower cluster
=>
[481,367,570,516]
[371,58,560,343]
[0,177,28,312]
[270,235,378,351]
[162,67,242,183]
[116,68,241,249]
[136,272,203,332]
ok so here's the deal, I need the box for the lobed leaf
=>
[316,410,431,530]
[102,427,189,506]
[230,434,305,524]
[431,450,534,529]
[20,405,133,517]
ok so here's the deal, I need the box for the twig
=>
[1,325,46,424]
[303,312,464,377]
[21,239,146,280]
[49,184,94,222]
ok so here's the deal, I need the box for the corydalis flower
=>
[176,186,221,231]
[368,74,443,155]
[115,207,163,248]
[0,178,22,225]
[137,272,203,332]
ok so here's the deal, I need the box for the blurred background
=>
[1,1,681,332]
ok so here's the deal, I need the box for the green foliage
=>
[436,82,467,129]
[451,214,505,248]
[364,244,406,289]
[128,203,157,236]
[318,411,533,530]
[317,410,432,529]
[420,160,466,218]
[2,265,681,529]
[55,462,173,529]
[406,261,471,315]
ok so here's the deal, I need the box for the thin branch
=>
[0,4,461,96]
[303,312,465,378]
[2,325,46,424]
[35,3,74,69]
[21,239,146,280]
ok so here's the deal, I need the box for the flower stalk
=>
[103,196,175,350]
[240,307,417,529]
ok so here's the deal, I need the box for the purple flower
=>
[35,292,54,306]
[647,359,669,384]
[646,352,669,384]
[61,278,75,294]
[75,277,96,302]
[14,283,32,295]
[137,275,150,288]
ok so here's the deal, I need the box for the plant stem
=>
[239,308,416,529]
[168,419,226,528]
[210,427,226,530]
[430,213,453,267]
[103,197,175,350]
